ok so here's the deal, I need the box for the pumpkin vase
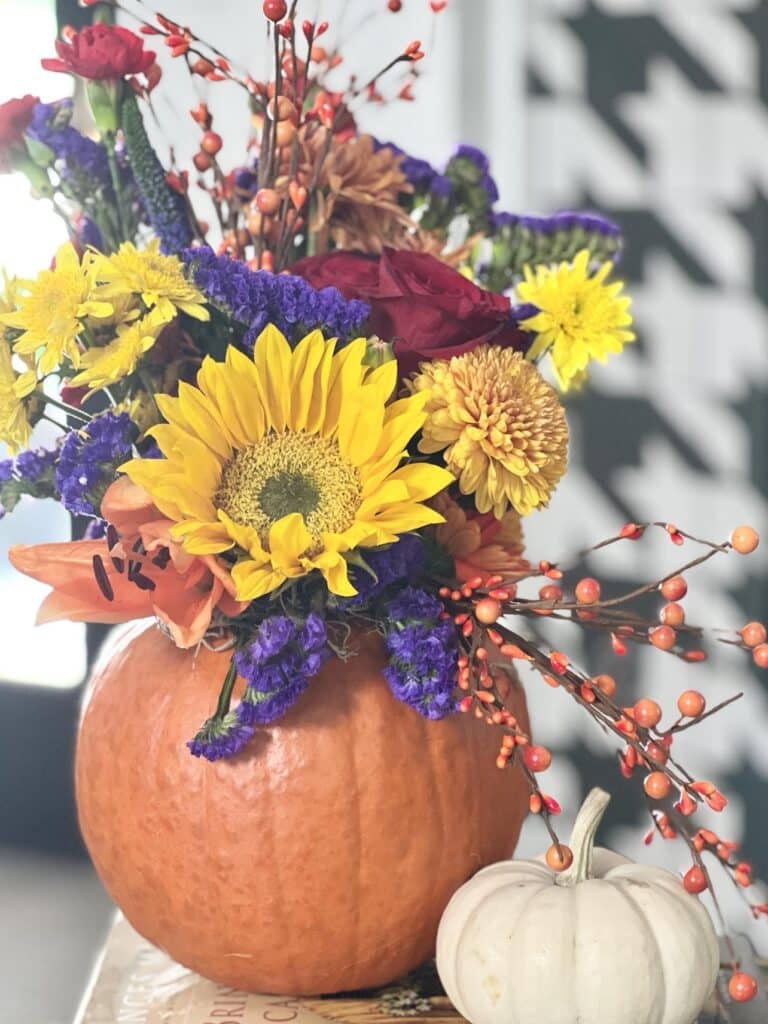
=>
[75,623,530,995]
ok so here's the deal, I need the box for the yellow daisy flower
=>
[1,243,113,376]
[92,238,209,323]
[0,342,37,452]
[70,307,171,393]
[121,327,453,600]
[516,248,634,391]
[412,345,568,518]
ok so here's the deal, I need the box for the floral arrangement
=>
[0,0,765,1007]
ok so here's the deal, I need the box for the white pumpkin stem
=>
[555,787,611,886]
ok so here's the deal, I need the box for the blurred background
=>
[0,0,766,1020]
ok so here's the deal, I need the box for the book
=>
[74,915,766,1024]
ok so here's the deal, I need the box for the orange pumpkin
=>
[76,623,529,995]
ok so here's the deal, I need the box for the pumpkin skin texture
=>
[76,623,529,995]
[436,789,719,1024]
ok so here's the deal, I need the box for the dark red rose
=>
[42,25,156,81]
[0,94,39,169]
[291,248,527,377]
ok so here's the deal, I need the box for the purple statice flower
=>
[490,209,620,239]
[84,518,108,540]
[187,709,255,761]
[0,457,12,520]
[76,216,105,251]
[232,613,330,728]
[480,171,499,204]
[429,173,453,200]
[445,144,499,207]
[182,247,369,348]
[13,446,57,483]
[55,412,137,518]
[452,144,490,173]
[341,535,426,609]
[0,448,59,519]
[233,165,259,196]
[382,587,458,720]
[370,137,439,193]
[26,100,110,187]
[509,302,539,325]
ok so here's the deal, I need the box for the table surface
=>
[0,846,113,1024]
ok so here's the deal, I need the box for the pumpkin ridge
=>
[423,711,444,946]
[607,880,668,1022]
[346,667,363,977]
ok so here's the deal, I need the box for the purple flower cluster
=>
[233,613,330,727]
[341,534,426,608]
[382,587,458,720]
[446,144,499,205]
[490,209,621,239]
[0,447,58,519]
[182,247,370,348]
[187,709,255,762]
[13,446,58,482]
[26,100,110,187]
[371,138,441,193]
[55,412,137,518]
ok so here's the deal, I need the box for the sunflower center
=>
[215,431,362,546]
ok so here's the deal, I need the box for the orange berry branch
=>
[436,519,764,997]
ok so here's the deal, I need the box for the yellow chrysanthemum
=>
[412,345,568,518]
[0,342,37,452]
[516,249,634,391]
[121,327,453,600]
[92,238,209,323]
[70,307,171,392]
[0,242,113,376]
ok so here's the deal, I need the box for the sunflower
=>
[0,341,36,452]
[516,248,634,390]
[412,344,568,518]
[92,237,210,323]
[70,307,171,392]
[121,327,452,600]
[0,242,112,375]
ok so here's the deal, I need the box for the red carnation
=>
[292,248,528,377]
[42,24,156,81]
[0,94,39,170]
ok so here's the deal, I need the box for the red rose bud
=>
[42,24,156,80]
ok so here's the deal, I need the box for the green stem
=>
[38,392,92,423]
[214,659,238,719]
[556,787,611,886]
[104,135,128,242]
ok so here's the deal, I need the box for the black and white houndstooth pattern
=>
[514,0,768,949]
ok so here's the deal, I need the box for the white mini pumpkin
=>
[437,788,719,1024]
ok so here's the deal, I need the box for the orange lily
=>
[8,477,247,648]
